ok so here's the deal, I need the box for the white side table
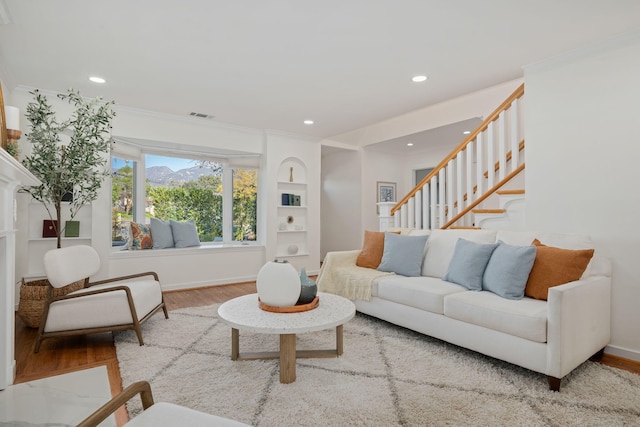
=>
[217,292,355,383]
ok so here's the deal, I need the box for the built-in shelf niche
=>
[276,157,308,258]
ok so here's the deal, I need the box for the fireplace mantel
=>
[0,149,39,389]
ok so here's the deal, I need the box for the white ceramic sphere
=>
[256,260,301,307]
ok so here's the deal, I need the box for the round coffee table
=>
[217,292,355,383]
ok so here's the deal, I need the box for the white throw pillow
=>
[422,229,497,278]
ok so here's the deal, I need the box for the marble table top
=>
[0,365,114,426]
[217,292,355,334]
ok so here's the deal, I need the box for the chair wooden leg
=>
[134,324,144,346]
[548,376,561,392]
[162,304,169,319]
[34,335,43,353]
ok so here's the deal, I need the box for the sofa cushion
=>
[170,220,201,248]
[378,233,429,277]
[422,229,497,278]
[386,227,416,235]
[356,230,398,269]
[524,239,595,300]
[150,218,175,249]
[482,241,536,300]
[375,275,466,314]
[495,230,593,249]
[495,230,595,278]
[44,279,163,333]
[443,239,498,291]
[129,222,153,250]
[444,291,548,343]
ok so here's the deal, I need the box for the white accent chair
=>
[78,381,250,427]
[34,245,168,353]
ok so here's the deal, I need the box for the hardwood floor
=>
[14,281,640,424]
[14,281,256,426]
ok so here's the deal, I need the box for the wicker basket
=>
[17,278,85,328]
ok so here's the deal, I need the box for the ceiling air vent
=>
[189,112,214,119]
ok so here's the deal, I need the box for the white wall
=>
[330,78,523,147]
[524,30,640,361]
[10,87,323,289]
[360,149,406,232]
[320,147,362,257]
[325,79,523,237]
[263,131,322,274]
[113,106,264,154]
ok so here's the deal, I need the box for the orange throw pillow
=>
[524,239,594,300]
[356,230,399,269]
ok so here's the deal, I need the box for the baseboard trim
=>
[161,269,321,292]
[161,275,257,292]
[605,344,640,362]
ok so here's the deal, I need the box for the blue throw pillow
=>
[170,220,201,248]
[443,238,499,291]
[482,241,536,300]
[150,218,175,249]
[377,233,429,277]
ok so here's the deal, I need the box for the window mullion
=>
[222,163,233,243]
[135,156,146,222]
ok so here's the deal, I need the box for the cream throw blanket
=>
[317,250,395,301]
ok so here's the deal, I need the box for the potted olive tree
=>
[21,89,116,248]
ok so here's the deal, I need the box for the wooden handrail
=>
[391,83,524,215]
[441,163,525,229]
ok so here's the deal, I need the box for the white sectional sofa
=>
[317,229,612,391]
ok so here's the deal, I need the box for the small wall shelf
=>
[26,201,92,278]
[275,252,310,258]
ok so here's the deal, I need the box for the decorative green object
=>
[297,267,317,305]
[64,220,80,238]
[20,89,115,248]
[5,140,18,159]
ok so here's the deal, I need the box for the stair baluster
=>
[389,83,525,231]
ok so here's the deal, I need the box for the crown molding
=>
[114,104,265,137]
[13,85,266,137]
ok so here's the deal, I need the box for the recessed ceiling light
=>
[407,143,414,147]
[89,76,106,84]
[463,131,471,135]
[412,75,427,83]
[303,120,314,125]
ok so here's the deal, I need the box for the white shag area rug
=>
[115,304,640,426]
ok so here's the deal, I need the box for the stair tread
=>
[471,209,507,214]
[450,226,481,229]
[496,189,525,195]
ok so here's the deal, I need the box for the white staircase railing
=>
[391,84,525,230]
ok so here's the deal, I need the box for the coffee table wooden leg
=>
[336,324,344,355]
[231,328,239,361]
[280,334,296,384]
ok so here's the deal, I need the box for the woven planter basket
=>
[18,278,85,328]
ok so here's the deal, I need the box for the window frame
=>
[110,148,261,249]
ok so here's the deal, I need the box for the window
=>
[146,155,222,243]
[111,152,259,247]
[111,157,137,245]
[232,168,257,241]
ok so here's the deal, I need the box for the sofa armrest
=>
[321,250,361,268]
[78,381,155,427]
[546,275,611,378]
[317,250,360,286]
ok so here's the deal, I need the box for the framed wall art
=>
[376,181,396,213]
